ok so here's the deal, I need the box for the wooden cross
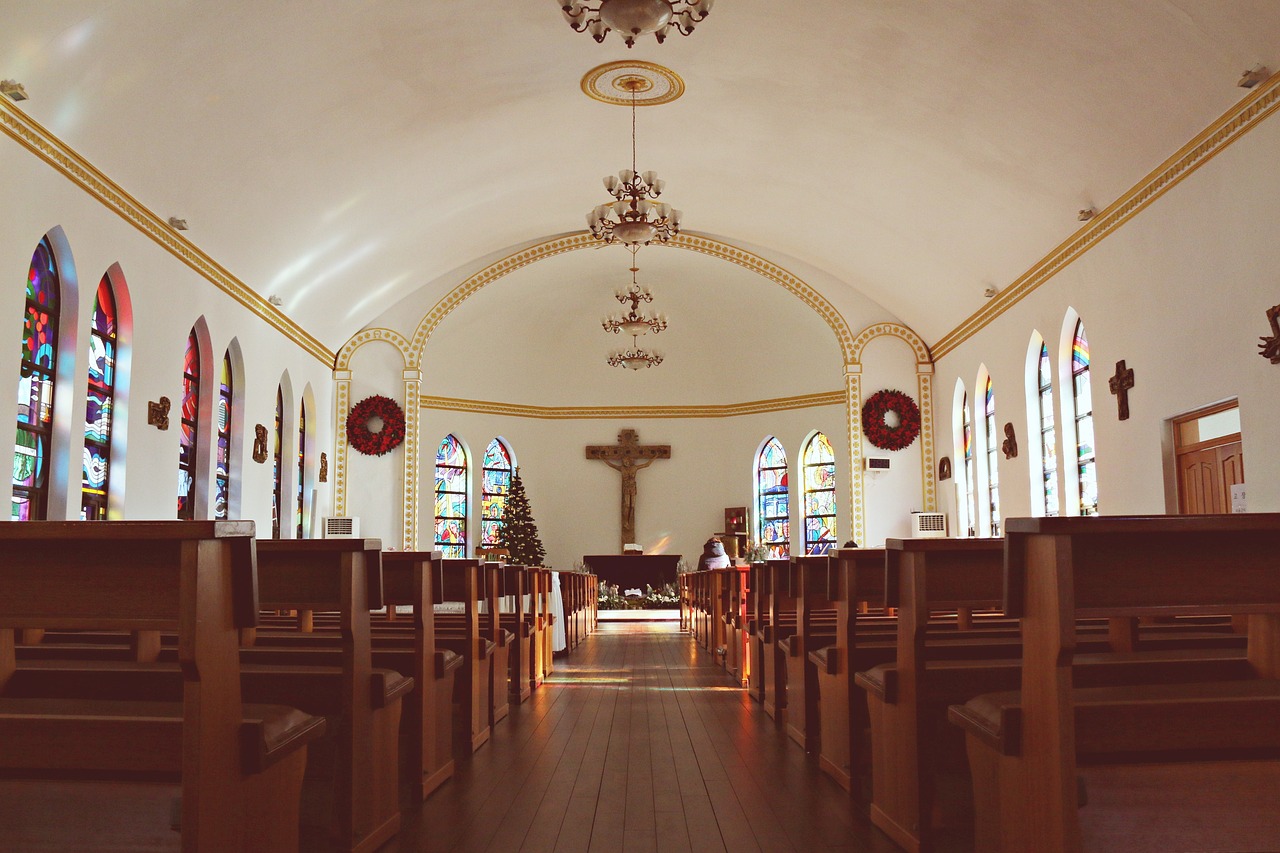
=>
[586,429,671,552]
[1108,359,1135,421]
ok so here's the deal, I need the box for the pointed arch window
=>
[481,438,513,547]
[176,330,201,520]
[1072,321,1098,515]
[962,393,975,537]
[296,399,306,539]
[983,376,1001,536]
[756,437,789,559]
[802,433,836,555]
[14,238,60,521]
[81,275,118,520]
[435,434,467,558]
[272,387,283,538]
[1037,342,1059,516]
[215,351,234,520]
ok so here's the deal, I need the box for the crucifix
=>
[1108,359,1135,421]
[586,429,671,552]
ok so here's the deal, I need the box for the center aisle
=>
[393,622,899,853]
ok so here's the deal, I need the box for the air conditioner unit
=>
[322,517,360,539]
[866,457,891,471]
[910,512,947,539]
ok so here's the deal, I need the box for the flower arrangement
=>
[345,394,406,456]
[862,389,922,451]
[597,582,681,610]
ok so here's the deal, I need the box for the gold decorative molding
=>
[851,322,932,365]
[916,369,937,512]
[845,372,865,547]
[582,61,685,106]
[402,377,421,550]
[0,98,335,367]
[334,327,411,372]
[931,68,1280,360]
[419,391,846,419]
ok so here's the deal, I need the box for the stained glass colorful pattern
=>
[81,276,118,520]
[1072,321,1098,515]
[1038,342,1059,516]
[296,400,306,538]
[14,239,59,521]
[435,434,467,558]
[272,387,283,538]
[481,438,513,547]
[961,391,975,537]
[215,351,233,520]
[177,329,200,520]
[984,377,1000,536]
[756,437,789,559]
[802,432,836,555]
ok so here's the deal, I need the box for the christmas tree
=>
[499,468,547,566]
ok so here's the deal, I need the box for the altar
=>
[583,554,682,591]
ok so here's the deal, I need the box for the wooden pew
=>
[764,557,797,721]
[380,550,459,801]
[950,515,1280,853]
[436,559,493,752]
[747,560,775,703]
[781,555,837,752]
[0,521,326,853]
[497,563,535,703]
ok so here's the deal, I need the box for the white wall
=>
[3,136,334,531]
[932,108,1280,527]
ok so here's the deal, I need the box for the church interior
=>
[4,1,1280,851]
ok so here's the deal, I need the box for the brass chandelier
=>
[608,336,664,370]
[557,0,714,49]
[586,81,683,247]
[602,261,668,337]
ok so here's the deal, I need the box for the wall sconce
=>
[167,217,188,230]
[1077,207,1096,222]
[1,80,29,101]
[1238,66,1269,89]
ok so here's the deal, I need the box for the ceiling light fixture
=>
[603,257,668,337]
[608,335,664,370]
[557,0,713,48]
[1,80,29,102]
[1238,65,1269,89]
[167,217,189,230]
[587,79,682,246]
[267,295,284,307]
[1077,207,1096,222]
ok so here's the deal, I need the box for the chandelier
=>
[603,261,668,337]
[557,0,714,49]
[586,80,683,247]
[608,336,664,370]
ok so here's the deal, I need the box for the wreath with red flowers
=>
[346,395,406,456]
[862,389,921,451]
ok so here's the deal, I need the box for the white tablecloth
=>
[551,571,567,653]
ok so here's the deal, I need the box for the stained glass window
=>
[962,391,975,537]
[177,329,200,520]
[215,351,233,520]
[435,434,467,558]
[296,399,306,539]
[1038,342,1060,517]
[984,376,1001,536]
[481,438,513,547]
[802,432,836,555]
[756,437,789,559]
[272,386,282,539]
[1072,320,1098,515]
[13,238,59,521]
[81,275,118,520]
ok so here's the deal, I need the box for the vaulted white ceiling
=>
[6,1,1277,350]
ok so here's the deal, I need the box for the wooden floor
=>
[391,621,901,853]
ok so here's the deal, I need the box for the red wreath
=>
[862,389,921,451]
[346,395,406,456]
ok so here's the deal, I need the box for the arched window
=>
[177,329,201,520]
[215,350,234,520]
[1071,320,1098,515]
[296,399,306,538]
[962,392,975,536]
[14,238,61,521]
[481,438,514,547]
[1035,341,1059,516]
[756,437,789,559]
[435,434,468,557]
[802,432,836,555]
[81,275,119,520]
[983,375,1001,536]
[272,386,283,538]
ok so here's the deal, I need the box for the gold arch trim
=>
[931,68,1280,360]
[335,327,412,371]
[0,99,335,368]
[851,322,932,364]
[420,391,846,420]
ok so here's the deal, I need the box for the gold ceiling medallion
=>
[582,61,685,107]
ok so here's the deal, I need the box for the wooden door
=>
[1177,441,1243,514]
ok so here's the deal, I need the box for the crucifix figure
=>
[1109,359,1135,421]
[586,429,671,552]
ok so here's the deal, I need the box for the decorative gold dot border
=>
[582,61,686,106]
